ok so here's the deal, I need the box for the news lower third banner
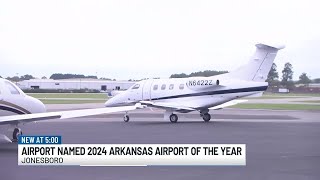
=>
[18,136,246,166]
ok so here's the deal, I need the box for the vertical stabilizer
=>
[228,43,285,82]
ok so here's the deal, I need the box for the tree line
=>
[1,66,319,86]
[170,70,228,78]
[267,62,320,89]
[2,73,101,82]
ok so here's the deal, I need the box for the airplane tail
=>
[227,43,285,82]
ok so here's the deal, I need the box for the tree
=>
[20,74,35,80]
[267,63,278,81]
[281,62,294,89]
[313,78,320,83]
[299,73,311,85]
[6,76,20,82]
[50,73,97,80]
[170,73,188,78]
[170,70,228,78]
[266,63,279,86]
[41,76,47,79]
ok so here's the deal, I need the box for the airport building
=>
[18,79,135,91]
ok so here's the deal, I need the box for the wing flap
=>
[209,100,248,110]
[140,101,195,111]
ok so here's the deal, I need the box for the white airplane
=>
[105,43,285,123]
[0,78,141,142]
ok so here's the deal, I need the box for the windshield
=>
[5,81,21,95]
[131,84,140,89]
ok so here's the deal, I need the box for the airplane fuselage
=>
[105,75,268,112]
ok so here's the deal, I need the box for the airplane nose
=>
[26,96,46,113]
[105,95,122,107]
[104,98,115,107]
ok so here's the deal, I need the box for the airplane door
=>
[142,79,154,100]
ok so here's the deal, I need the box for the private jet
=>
[105,43,285,123]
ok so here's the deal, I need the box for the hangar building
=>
[18,79,135,91]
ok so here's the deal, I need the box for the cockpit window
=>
[132,84,140,89]
[5,81,20,95]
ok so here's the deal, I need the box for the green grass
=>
[27,93,108,99]
[231,103,320,110]
[293,100,320,103]
[246,96,302,99]
[263,93,320,97]
[40,99,107,104]
[26,93,109,104]
[247,93,320,100]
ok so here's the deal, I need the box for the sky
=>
[1,0,320,80]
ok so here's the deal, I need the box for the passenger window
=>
[169,84,174,90]
[153,85,158,90]
[179,84,184,90]
[161,84,166,90]
[132,84,140,89]
[5,81,20,95]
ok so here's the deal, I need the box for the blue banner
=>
[18,136,62,144]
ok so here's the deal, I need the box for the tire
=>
[12,128,22,141]
[202,113,211,122]
[169,114,178,123]
[123,115,130,122]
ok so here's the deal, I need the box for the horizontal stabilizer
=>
[255,43,285,50]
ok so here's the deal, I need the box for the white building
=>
[18,79,135,91]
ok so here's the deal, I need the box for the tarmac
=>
[0,105,320,180]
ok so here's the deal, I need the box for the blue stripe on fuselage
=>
[151,86,268,101]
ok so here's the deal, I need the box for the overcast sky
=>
[1,0,319,80]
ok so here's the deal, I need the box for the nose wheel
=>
[12,127,22,142]
[169,114,178,123]
[123,115,130,122]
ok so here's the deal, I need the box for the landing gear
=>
[202,113,211,122]
[200,109,211,122]
[12,127,22,142]
[169,114,178,123]
[123,115,130,122]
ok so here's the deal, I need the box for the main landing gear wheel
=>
[12,127,22,142]
[123,115,130,122]
[202,113,211,122]
[169,114,178,123]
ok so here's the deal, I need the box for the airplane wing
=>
[209,100,248,110]
[140,101,196,112]
[0,104,145,125]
